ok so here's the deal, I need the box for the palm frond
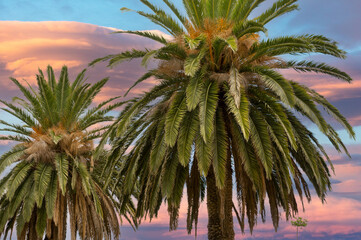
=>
[177,111,199,166]
[249,110,273,178]
[90,49,148,67]
[252,66,295,106]
[233,21,267,38]
[256,0,298,25]
[34,163,53,206]
[199,80,219,143]
[186,70,204,110]
[55,154,69,195]
[224,84,250,140]
[6,161,32,200]
[211,109,228,188]
[45,170,57,218]
[162,0,188,25]
[112,30,168,44]
[165,92,187,147]
[284,60,352,82]
[0,145,25,174]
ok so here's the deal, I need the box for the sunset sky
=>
[1,0,361,239]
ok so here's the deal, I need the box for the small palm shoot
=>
[291,217,308,240]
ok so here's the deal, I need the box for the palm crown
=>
[0,66,135,240]
[93,0,355,239]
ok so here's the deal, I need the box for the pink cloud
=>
[0,135,11,146]
[348,115,361,126]
[0,21,164,100]
[280,69,361,101]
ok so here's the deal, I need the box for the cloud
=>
[0,21,168,103]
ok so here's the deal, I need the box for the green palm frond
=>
[224,84,250,140]
[162,0,187,25]
[112,30,168,44]
[35,204,47,236]
[45,170,57,218]
[249,110,273,178]
[233,20,267,38]
[55,154,69,195]
[218,0,236,19]
[90,49,148,67]
[199,80,219,143]
[211,109,228,188]
[186,70,204,110]
[177,111,199,166]
[284,60,352,82]
[139,0,184,34]
[184,50,206,77]
[233,0,266,23]
[34,163,53,206]
[150,119,168,173]
[165,92,187,147]
[0,120,32,136]
[0,145,25,174]
[6,161,32,200]
[291,82,328,133]
[183,0,204,27]
[307,88,355,137]
[195,134,212,176]
[252,66,295,106]
[256,0,298,25]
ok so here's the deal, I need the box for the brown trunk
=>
[207,145,235,239]
[207,161,235,240]
[207,168,223,240]
[221,150,235,240]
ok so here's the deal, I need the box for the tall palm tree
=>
[93,0,354,239]
[0,66,136,240]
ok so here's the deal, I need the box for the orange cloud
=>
[0,21,166,104]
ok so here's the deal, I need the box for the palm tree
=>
[93,0,354,239]
[0,66,136,240]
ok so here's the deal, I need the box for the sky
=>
[0,0,361,239]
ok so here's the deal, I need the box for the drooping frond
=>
[284,60,352,82]
[199,80,219,143]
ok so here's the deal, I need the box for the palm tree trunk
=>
[206,100,235,240]
[207,159,235,240]
[207,168,223,240]
[221,151,235,240]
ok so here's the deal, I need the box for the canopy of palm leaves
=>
[94,0,355,237]
[0,66,136,240]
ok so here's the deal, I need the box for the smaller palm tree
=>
[0,66,136,240]
[291,217,308,240]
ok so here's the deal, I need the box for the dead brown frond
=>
[25,125,93,164]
